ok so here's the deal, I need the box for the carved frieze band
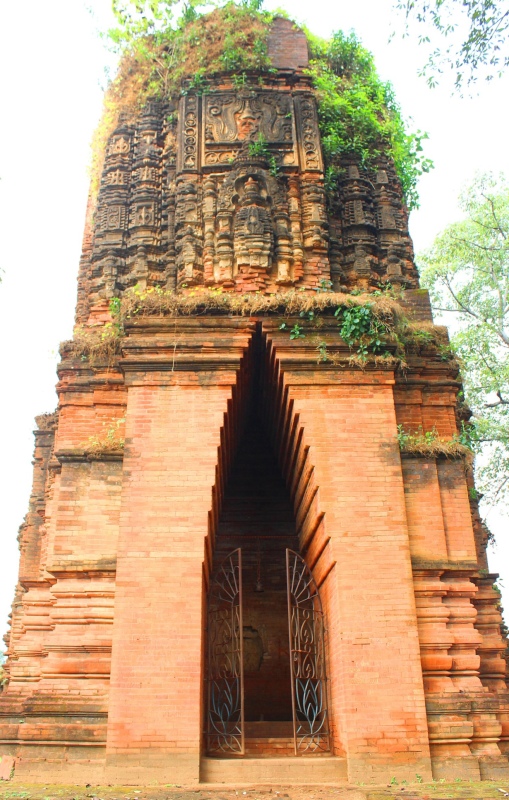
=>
[293,94,323,172]
[178,95,200,172]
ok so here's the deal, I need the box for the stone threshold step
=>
[200,755,347,783]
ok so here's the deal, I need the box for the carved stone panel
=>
[233,176,274,271]
[178,95,200,172]
[202,91,297,169]
[100,204,127,234]
[108,135,131,156]
[131,202,157,229]
[293,94,323,172]
[204,92,292,142]
[106,169,129,186]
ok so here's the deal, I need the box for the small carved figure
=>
[353,244,372,277]
[246,207,264,235]
[234,175,273,270]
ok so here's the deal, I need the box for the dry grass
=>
[398,426,472,460]
[121,286,404,324]
[60,324,123,365]
[83,438,125,457]
[401,439,471,459]
[401,320,451,352]
[61,288,455,373]
[345,352,404,370]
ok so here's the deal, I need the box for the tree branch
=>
[485,390,509,407]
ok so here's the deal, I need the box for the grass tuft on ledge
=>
[60,324,123,364]
[397,425,472,459]
[120,285,403,322]
[60,287,456,370]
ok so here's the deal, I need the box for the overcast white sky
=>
[0,0,507,648]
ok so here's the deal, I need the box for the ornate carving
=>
[101,204,127,232]
[135,165,158,184]
[300,180,328,253]
[80,70,423,303]
[101,255,121,296]
[107,169,128,186]
[108,135,130,156]
[287,176,304,281]
[204,92,292,143]
[203,175,217,283]
[175,176,203,285]
[234,176,274,270]
[180,95,200,171]
[132,203,156,227]
[205,150,237,165]
[131,245,150,289]
[294,95,323,172]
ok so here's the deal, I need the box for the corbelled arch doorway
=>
[204,339,329,758]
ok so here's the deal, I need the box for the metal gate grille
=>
[286,548,330,754]
[206,548,244,755]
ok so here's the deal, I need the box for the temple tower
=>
[1,12,508,786]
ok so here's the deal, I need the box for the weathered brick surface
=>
[266,17,309,70]
[401,458,448,562]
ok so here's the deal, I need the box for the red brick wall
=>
[262,322,433,781]
[106,375,237,778]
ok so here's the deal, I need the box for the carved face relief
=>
[234,100,262,140]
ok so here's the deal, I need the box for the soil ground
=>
[1,781,509,800]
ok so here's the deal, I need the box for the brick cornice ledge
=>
[121,316,256,376]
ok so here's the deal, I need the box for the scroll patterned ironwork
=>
[206,548,244,755]
[286,549,330,755]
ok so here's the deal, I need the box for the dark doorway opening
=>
[214,414,299,722]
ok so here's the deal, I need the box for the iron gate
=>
[206,548,244,755]
[206,547,329,756]
[286,548,330,754]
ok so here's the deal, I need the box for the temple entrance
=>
[205,415,329,757]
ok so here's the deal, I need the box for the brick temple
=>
[1,17,508,786]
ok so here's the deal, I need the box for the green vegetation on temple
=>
[93,0,432,209]
[63,286,456,373]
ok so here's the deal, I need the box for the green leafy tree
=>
[419,173,509,507]
[396,0,509,88]
[308,30,433,210]
[107,0,189,96]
